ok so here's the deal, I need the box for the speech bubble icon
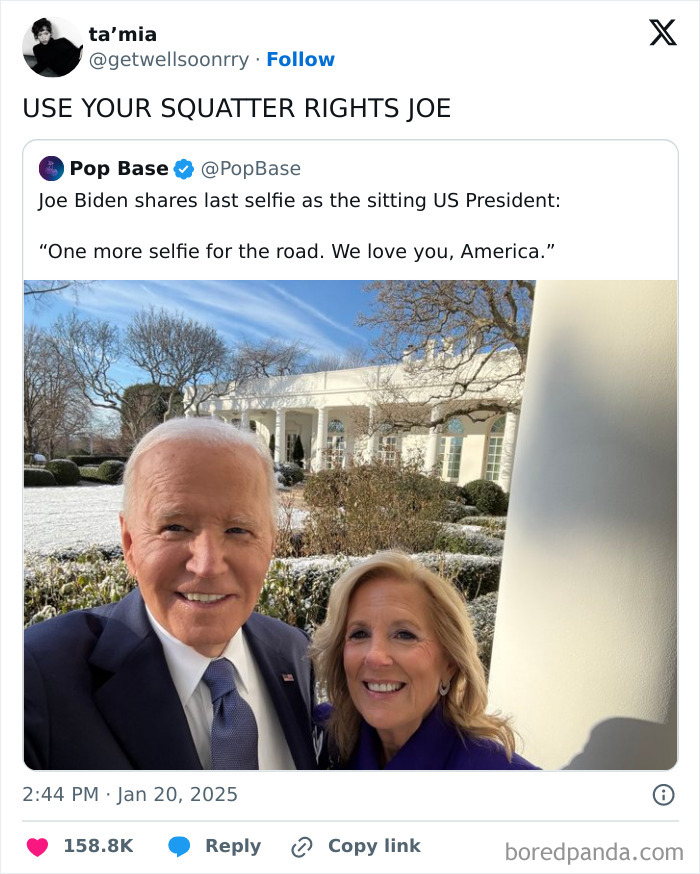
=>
[168,836,191,857]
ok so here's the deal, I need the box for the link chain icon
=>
[291,836,313,858]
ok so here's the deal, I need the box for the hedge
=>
[97,460,125,484]
[274,462,305,487]
[26,549,501,636]
[462,479,509,515]
[434,525,504,557]
[68,455,128,466]
[259,552,501,632]
[45,459,81,486]
[24,468,57,487]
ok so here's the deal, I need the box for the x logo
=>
[650,19,677,45]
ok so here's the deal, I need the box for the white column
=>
[367,407,379,461]
[313,407,327,471]
[423,405,442,474]
[239,408,250,429]
[488,281,676,769]
[497,412,520,492]
[344,435,354,468]
[274,409,286,464]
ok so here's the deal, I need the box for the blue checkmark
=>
[173,159,194,179]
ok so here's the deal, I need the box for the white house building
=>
[189,348,523,491]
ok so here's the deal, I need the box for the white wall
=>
[488,281,676,769]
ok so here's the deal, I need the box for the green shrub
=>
[275,462,304,486]
[97,459,125,484]
[260,552,500,667]
[259,556,351,630]
[434,527,504,557]
[444,500,471,522]
[24,468,57,487]
[469,516,507,538]
[467,592,499,670]
[462,479,508,515]
[68,455,128,466]
[79,466,104,483]
[45,459,81,485]
[24,453,34,464]
[419,552,502,600]
[24,550,134,626]
[303,460,448,555]
[24,549,500,670]
[292,434,305,466]
[441,482,465,502]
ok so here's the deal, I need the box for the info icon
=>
[39,156,64,181]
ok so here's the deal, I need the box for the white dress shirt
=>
[146,608,296,770]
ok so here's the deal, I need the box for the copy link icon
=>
[291,837,313,858]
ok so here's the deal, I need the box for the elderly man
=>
[25,418,317,769]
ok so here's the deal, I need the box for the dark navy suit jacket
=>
[25,589,318,770]
[343,705,539,770]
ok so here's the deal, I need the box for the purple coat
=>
[347,705,539,770]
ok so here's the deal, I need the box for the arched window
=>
[326,418,345,467]
[485,415,506,481]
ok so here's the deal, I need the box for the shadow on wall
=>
[563,715,677,770]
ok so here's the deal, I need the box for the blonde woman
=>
[311,552,537,769]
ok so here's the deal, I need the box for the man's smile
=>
[178,592,232,603]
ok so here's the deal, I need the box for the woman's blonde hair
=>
[311,550,515,763]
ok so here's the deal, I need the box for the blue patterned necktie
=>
[202,658,259,770]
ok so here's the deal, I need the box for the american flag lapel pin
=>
[281,673,295,683]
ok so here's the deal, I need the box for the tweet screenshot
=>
[1,1,697,872]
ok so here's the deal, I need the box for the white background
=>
[2,2,698,872]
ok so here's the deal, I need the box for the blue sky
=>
[24,279,377,360]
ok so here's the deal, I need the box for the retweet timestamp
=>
[65,839,133,853]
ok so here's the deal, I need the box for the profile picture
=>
[38,156,64,181]
[23,17,82,77]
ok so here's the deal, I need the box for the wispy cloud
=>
[24,280,369,359]
[266,282,365,341]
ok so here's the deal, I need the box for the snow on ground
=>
[24,484,308,556]
[24,483,124,555]
[441,522,487,535]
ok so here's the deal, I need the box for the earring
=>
[438,679,451,697]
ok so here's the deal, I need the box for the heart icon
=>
[27,839,48,857]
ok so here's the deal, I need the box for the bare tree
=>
[124,308,232,419]
[23,280,96,308]
[52,312,124,410]
[358,280,534,428]
[231,337,310,381]
[87,413,124,456]
[24,326,91,457]
[119,384,183,446]
[51,309,236,437]
[305,344,371,373]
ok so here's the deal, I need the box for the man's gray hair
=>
[122,417,278,529]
